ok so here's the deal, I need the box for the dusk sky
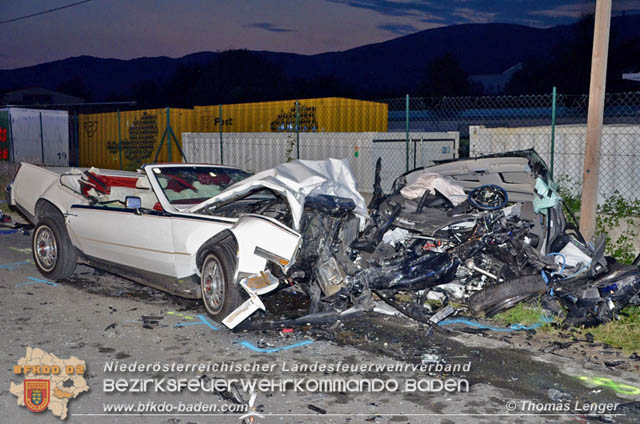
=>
[2,0,640,70]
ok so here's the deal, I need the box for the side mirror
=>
[125,196,142,210]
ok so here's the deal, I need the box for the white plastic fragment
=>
[382,227,410,247]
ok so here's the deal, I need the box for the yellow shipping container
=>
[79,98,387,169]
[79,107,191,170]
[194,97,387,133]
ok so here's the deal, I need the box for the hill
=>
[2,15,640,101]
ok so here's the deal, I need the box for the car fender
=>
[12,163,87,222]
[227,214,300,279]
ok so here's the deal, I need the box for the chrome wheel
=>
[202,255,225,314]
[34,225,57,272]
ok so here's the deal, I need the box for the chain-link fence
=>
[381,92,640,202]
[65,91,640,200]
[182,98,459,193]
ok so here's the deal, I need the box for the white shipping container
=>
[3,108,69,166]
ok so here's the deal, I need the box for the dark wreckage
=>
[205,149,640,329]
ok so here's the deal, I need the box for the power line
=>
[0,0,95,25]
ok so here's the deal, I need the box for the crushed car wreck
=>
[8,149,640,330]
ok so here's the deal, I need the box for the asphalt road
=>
[1,229,640,424]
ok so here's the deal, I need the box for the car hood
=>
[189,158,369,231]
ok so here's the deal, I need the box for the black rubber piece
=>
[468,275,548,315]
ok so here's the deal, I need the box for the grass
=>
[491,302,557,332]
[578,306,640,353]
[491,302,640,353]
[0,173,11,214]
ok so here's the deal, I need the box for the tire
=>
[200,238,242,321]
[468,275,548,316]
[32,216,78,280]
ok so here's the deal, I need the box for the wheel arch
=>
[195,230,238,272]
[34,199,65,222]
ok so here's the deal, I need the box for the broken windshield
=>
[150,166,251,205]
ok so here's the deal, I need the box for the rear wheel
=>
[32,216,77,280]
[200,239,242,320]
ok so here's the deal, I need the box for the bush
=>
[557,175,639,264]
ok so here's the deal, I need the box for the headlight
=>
[254,246,289,266]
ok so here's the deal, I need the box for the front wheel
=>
[32,216,78,280]
[200,241,242,320]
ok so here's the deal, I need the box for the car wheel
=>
[200,241,242,320]
[32,216,78,280]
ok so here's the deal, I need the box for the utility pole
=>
[579,0,611,241]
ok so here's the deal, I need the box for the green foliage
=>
[557,175,639,264]
[595,192,639,264]
[582,306,640,353]
[0,174,11,214]
[284,133,297,162]
[555,174,581,215]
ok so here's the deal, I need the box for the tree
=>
[163,50,292,107]
[504,14,638,94]
[56,76,91,102]
[417,54,471,97]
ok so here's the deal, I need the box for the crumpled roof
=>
[190,158,369,230]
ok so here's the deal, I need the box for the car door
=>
[66,205,177,277]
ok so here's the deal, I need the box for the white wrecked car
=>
[7,159,367,328]
[13,151,628,331]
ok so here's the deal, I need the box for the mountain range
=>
[2,14,640,101]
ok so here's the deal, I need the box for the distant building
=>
[1,87,84,106]
[469,63,523,94]
[622,72,640,82]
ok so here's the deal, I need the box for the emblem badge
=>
[24,380,50,413]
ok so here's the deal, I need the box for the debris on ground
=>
[141,315,164,329]
[307,404,327,415]
[0,211,34,235]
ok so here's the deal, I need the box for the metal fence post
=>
[295,100,300,159]
[117,109,123,170]
[550,87,557,178]
[218,104,223,164]
[39,112,45,165]
[166,107,172,162]
[405,94,410,172]
[73,112,79,166]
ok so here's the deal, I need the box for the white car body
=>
[9,162,303,327]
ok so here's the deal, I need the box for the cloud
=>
[530,3,592,18]
[377,23,420,35]
[327,0,434,18]
[531,1,640,19]
[452,7,496,24]
[516,18,548,28]
[243,22,294,33]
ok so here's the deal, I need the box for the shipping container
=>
[78,98,387,169]
[2,108,69,166]
[193,97,388,133]
[79,108,191,170]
